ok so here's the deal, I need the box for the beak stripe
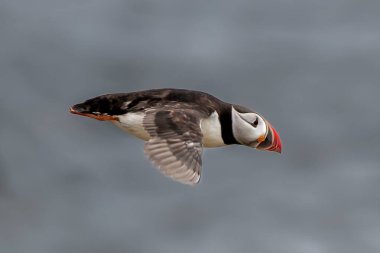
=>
[267,125,282,153]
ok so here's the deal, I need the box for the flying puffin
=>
[70,88,282,185]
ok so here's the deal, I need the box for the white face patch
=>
[113,112,150,141]
[200,111,226,147]
[231,106,267,147]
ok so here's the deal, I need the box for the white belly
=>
[113,113,150,141]
[114,111,226,147]
[200,111,226,147]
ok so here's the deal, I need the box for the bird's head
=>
[70,95,127,121]
[231,106,282,153]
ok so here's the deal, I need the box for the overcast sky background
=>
[1,0,380,252]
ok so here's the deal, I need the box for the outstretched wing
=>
[143,109,203,185]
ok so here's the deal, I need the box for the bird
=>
[70,88,282,185]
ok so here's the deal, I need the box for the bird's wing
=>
[143,109,203,185]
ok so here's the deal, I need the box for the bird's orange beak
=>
[256,122,282,154]
[266,124,282,153]
[69,106,118,121]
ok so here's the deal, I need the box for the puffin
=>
[70,88,282,185]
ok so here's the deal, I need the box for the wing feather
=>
[143,109,203,185]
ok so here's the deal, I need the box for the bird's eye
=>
[252,117,259,128]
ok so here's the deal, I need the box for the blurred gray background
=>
[1,0,380,252]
